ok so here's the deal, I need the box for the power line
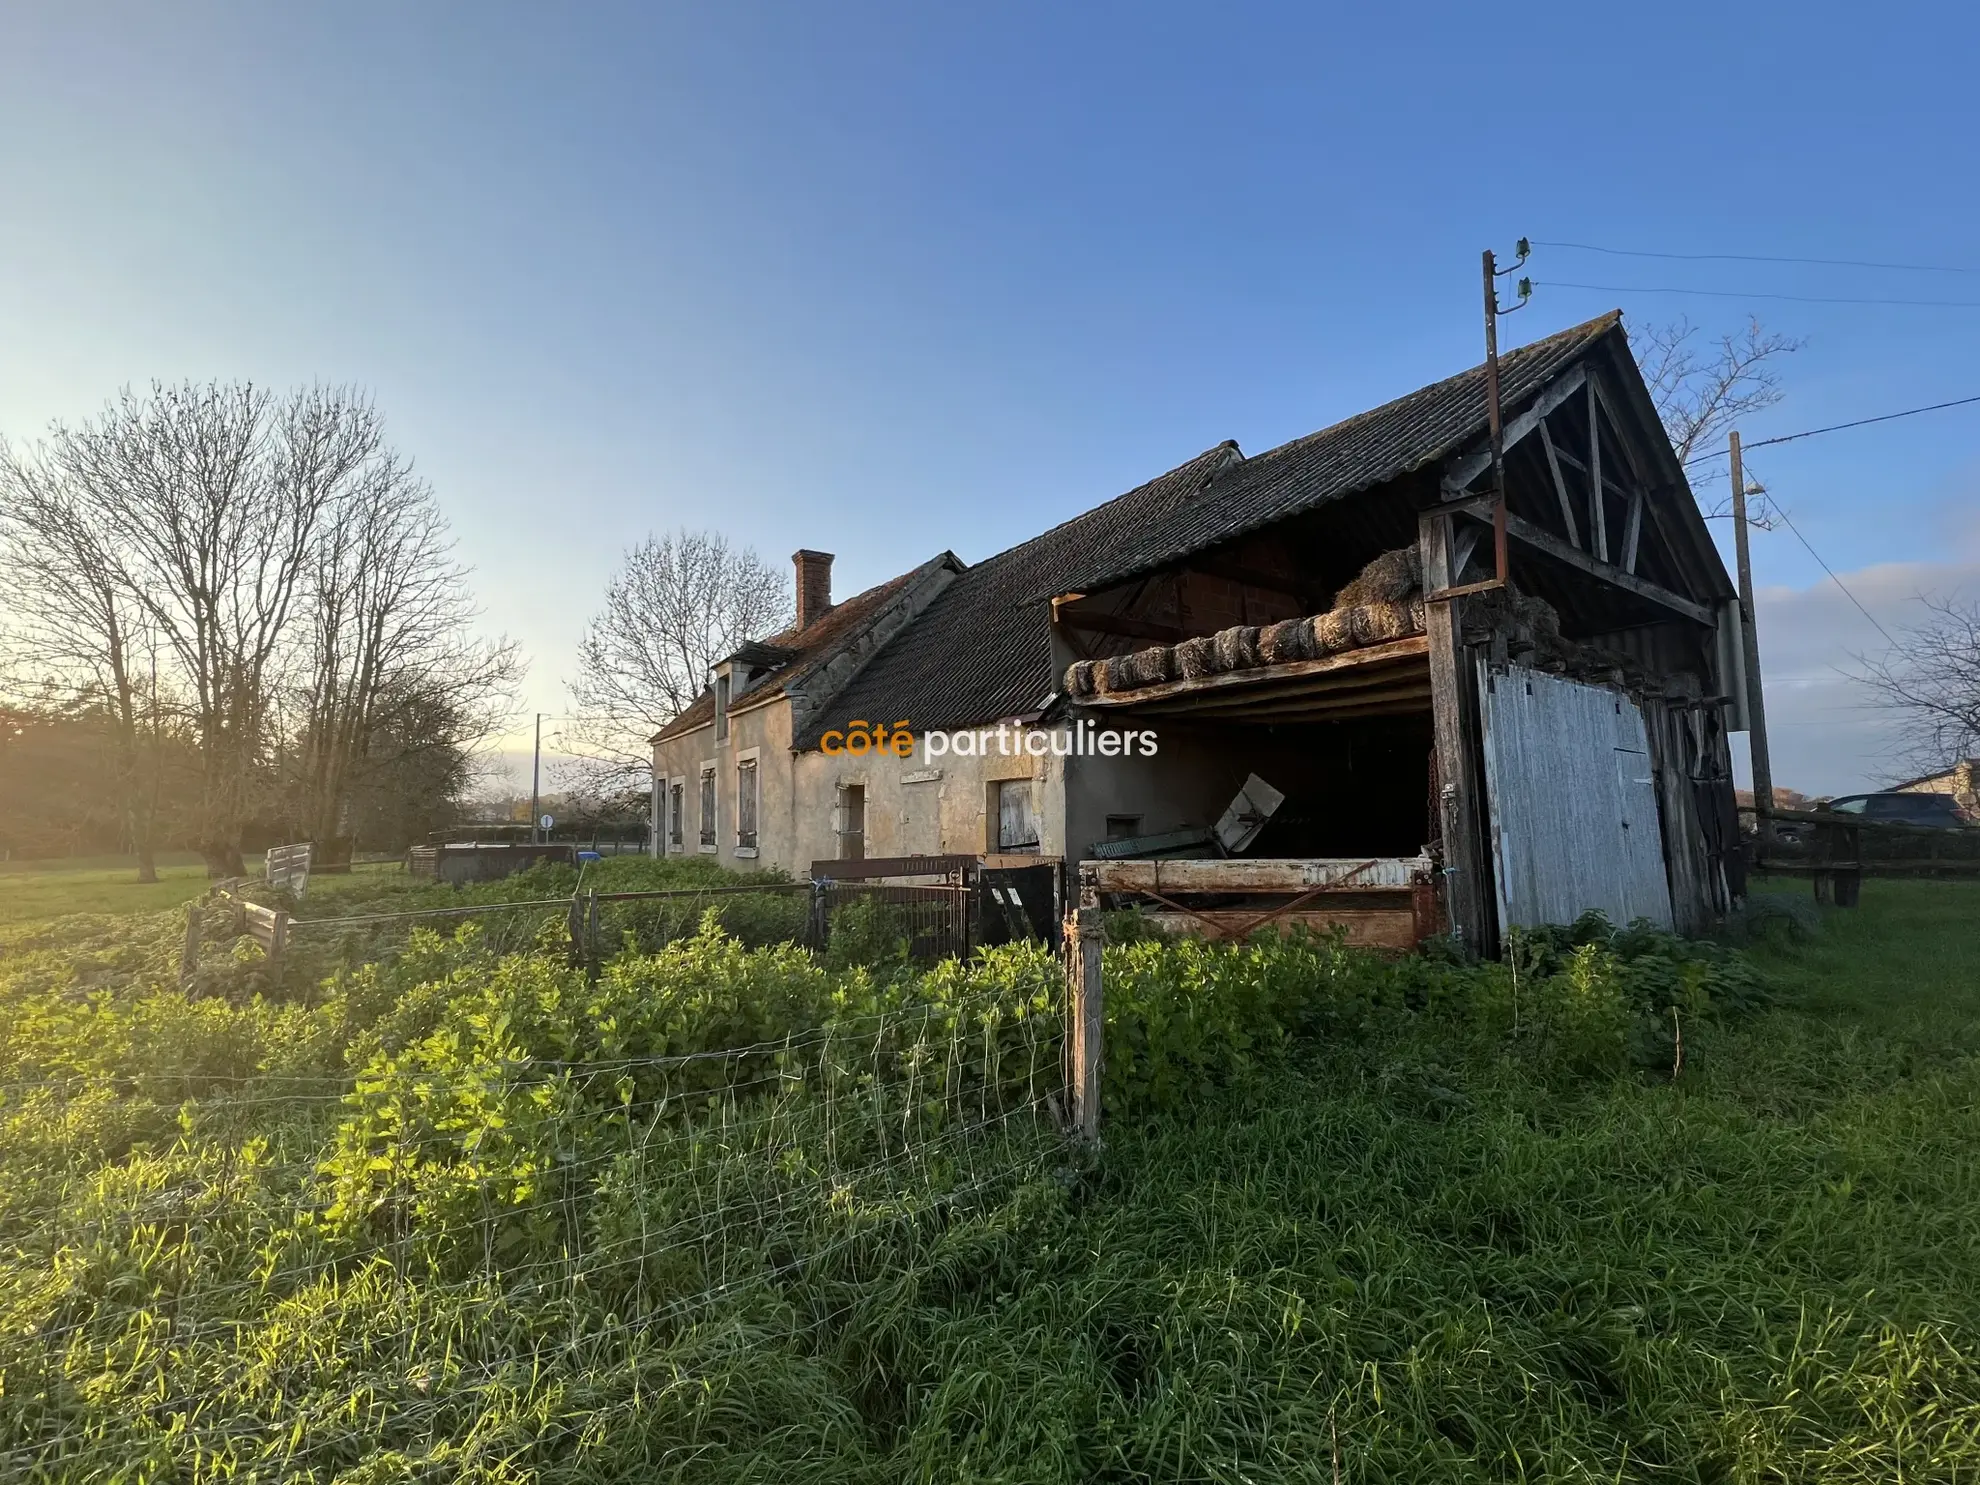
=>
[1772,504,1899,648]
[1681,392,1980,466]
[1532,239,1977,276]
[1537,279,1980,309]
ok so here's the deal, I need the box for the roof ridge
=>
[1242,310,1622,467]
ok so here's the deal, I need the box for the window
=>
[1828,796,1867,815]
[736,755,759,852]
[996,779,1040,853]
[668,781,684,848]
[714,672,730,742]
[699,764,717,849]
[1105,814,1143,841]
[837,783,866,861]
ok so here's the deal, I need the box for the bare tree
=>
[289,449,520,850]
[0,442,176,879]
[1854,594,1980,777]
[563,530,790,791]
[1634,317,1804,466]
[2,382,519,876]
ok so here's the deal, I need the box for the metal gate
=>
[1478,664,1673,933]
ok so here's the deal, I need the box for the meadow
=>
[1,857,1976,1482]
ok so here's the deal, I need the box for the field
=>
[2,861,1977,1481]
[0,856,410,926]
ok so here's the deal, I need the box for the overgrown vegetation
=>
[3,874,1978,1481]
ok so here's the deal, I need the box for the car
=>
[1818,792,1971,829]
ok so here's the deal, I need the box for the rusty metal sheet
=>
[1478,665,1673,933]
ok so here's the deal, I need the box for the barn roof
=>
[795,311,1642,748]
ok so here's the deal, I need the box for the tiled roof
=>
[795,312,1624,749]
[652,557,950,744]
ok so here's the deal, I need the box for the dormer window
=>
[714,671,731,742]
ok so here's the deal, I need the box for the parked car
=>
[1817,792,1971,828]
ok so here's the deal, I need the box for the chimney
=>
[793,549,834,630]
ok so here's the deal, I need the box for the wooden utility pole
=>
[1482,251,1509,581]
[1729,431,1776,832]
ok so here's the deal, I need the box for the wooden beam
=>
[1134,680,1433,724]
[1418,510,1490,952]
[1089,856,1431,893]
[1078,634,1429,708]
[1621,490,1644,575]
[1538,416,1581,549]
[1441,363,1588,495]
[1056,609,1186,643]
[1139,908,1424,950]
[1587,378,1607,563]
[1501,512,1715,625]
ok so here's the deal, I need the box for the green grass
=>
[0,856,413,925]
[2,877,1977,1480]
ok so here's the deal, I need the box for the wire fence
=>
[0,975,1067,1479]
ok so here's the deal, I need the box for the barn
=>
[655,310,1748,952]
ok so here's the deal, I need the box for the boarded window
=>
[714,673,731,742]
[699,767,717,846]
[997,780,1040,853]
[1105,814,1143,840]
[668,782,684,847]
[836,784,866,861]
[736,758,759,850]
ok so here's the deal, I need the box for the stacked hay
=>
[1175,635,1218,680]
[1258,616,1316,665]
[1062,545,1431,698]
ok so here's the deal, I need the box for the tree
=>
[1853,595,1980,778]
[563,530,790,792]
[1,382,518,876]
[0,445,177,878]
[288,447,520,851]
[1634,316,1803,478]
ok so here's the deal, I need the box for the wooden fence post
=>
[1064,906,1104,1144]
[269,909,289,970]
[179,902,202,987]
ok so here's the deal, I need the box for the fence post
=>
[1064,905,1104,1143]
[585,889,601,982]
[268,910,289,971]
[179,902,202,987]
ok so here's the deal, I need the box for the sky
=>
[3,1,1976,796]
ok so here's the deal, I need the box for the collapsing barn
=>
[1039,311,1745,951]
[660,310,1748,954]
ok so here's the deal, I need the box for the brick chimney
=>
[793,549,834,630]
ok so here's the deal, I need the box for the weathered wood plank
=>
[1420,511,1490,950]
[1088,856,1432,893]
[1621,490,1644,575]
[1063,907,1103,1142]
[1441,363,1589,494]
[1140,907,1423,951]
[1078,634,1429,708]
[1588,379,1608,563]
[1502,513,1716,626]
[1539,417,1581,549]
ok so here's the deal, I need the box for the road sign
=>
[539,814,555,832]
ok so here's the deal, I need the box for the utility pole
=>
[1729,432,1776,835]
[1482,250,1509,580]
[530,712,543,844]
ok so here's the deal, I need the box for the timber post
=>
[1063,904,1104,1144]
[1419,509,1492,953]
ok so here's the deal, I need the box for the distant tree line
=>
[0,383,519,878]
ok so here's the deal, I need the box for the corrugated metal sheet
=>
[1478,665,1673,932]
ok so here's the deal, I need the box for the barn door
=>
[1478,665,1673,934]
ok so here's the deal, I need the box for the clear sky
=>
[4,1,1976,794]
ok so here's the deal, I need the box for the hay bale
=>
[1095,655,1128,693]
[1212,625,1261,671]
[1174,635,1217,680]
[1331,546,1423,608]
[1113,645,1173,689]
[1358,600,1416,645]
[1313,609,1356,654]
[1065,659,1098,699]
[1259,616,1315,665]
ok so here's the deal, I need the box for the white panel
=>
[1479,666,1674,933]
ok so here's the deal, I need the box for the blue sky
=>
[4,1,1976,793]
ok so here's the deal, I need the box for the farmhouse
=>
[653,310,1749,951]
[1892,759,1980,821]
